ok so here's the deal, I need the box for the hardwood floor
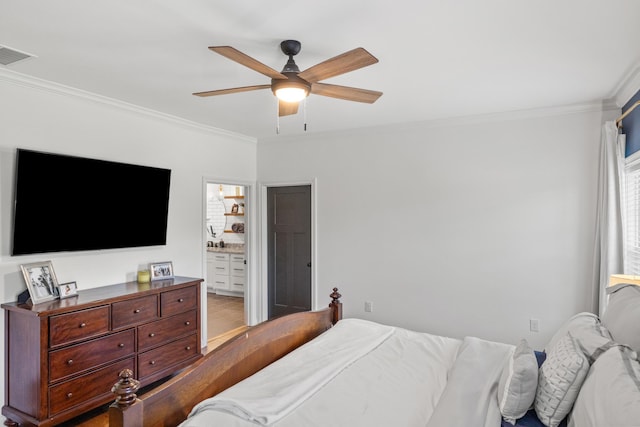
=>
[57,293,247,426]
[206,293,247,351]
[207,293,245,339]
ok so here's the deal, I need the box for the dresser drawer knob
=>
[178,298,184,302]
[67,359,73,365]
[118,343,125,348]
[66,392,73,399]
[79,322,86,328]
[149,360,155,365]
[134,309,140,313]
[186,346,191,351]
[149,333,155,337]
[185,321,190,326]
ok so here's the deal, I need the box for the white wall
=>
[0,72,257,416]
[258,107,613,350]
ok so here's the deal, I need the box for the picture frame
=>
[20,261,59,304]
[149,261,174,281]
[231,203,239,214]
[56,281,78,299]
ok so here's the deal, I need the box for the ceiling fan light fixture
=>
[275,86,308,103]
[272,72,311,103]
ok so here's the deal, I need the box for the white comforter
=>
[180,318,514,427]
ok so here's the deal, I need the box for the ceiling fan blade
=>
[193,84,271,97]
[278,100,299,116]
[298,48,378,83]
[310,83,382,104]
[209,46,287,80]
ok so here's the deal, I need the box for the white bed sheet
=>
[180,318,513,427]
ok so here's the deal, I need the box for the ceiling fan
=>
[193,40,383,117]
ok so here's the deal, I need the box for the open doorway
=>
[205,182,247,349]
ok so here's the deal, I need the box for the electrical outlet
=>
[364,301,373,313]
[530,318,540,332]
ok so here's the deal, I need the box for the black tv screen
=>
[12,149,171,255]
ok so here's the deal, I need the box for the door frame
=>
[258,179,317,323]
[201,177,256,336]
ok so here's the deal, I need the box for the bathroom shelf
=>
[224,195,244,199]
[224,213,244,216]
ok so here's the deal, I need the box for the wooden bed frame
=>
[108,288,343,427]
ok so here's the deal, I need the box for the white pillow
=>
[568,345,640,427]
[498,339,538,424]
[545,312,612,361]
[535,333,589,427]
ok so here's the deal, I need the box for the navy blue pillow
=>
[501,409,567,427]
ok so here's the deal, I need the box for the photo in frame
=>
[56,281,78,299]
[20,261,59,304]
[149,261,174,281]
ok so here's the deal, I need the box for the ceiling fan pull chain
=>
[303,98,307,132]
[276,99,280,134]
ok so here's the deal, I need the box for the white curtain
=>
[592,120,626,316]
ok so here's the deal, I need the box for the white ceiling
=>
[2,0,640,139]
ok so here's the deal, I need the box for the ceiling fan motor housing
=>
[280,40,301,57]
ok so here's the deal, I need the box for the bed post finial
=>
[329,287,343,324]
[109,369,143,427]
[111,369,140,407]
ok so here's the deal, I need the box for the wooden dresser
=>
[2,276,203,427]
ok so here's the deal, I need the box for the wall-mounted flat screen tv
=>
[12,149,171,255]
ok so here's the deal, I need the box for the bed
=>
[107,284,640,427]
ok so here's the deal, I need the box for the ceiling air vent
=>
[0,45,35,66]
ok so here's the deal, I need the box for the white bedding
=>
[180,318,514,427]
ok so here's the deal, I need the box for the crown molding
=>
[610,61,640,107]
[261,100,618,144]
[0,68,257,144]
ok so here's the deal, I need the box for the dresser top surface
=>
[2,276,203,315]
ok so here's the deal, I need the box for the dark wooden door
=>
[267,185,311,319]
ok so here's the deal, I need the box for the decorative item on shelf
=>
[235,186,242,196]
[239,203,245,214]
[149,261,174,281]
[20,260,59,304]
[219,239,225,248]
[231,203,239,214]
[137,269,151,283]
[231,223,245,233]
[56,281,78,299]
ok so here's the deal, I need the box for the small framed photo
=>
[20,261,59,304]
[231,203,239,214]
[149,261,174,281]
[56,281,78,299]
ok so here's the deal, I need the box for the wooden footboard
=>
[109,288,342,427]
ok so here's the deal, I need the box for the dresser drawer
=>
[230,262,245,277]
[211,253,229,262]
[161,286,197,317]
[49,357,134,416]
[213,261,229,275]
[49,306,110,347]
[111,295,158,329]
[138,310,197,351]
[213,274,229,290]
[230,275,245,293]
[49,329,135,382]
[230,254,245,264]
[138,334,198,379]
